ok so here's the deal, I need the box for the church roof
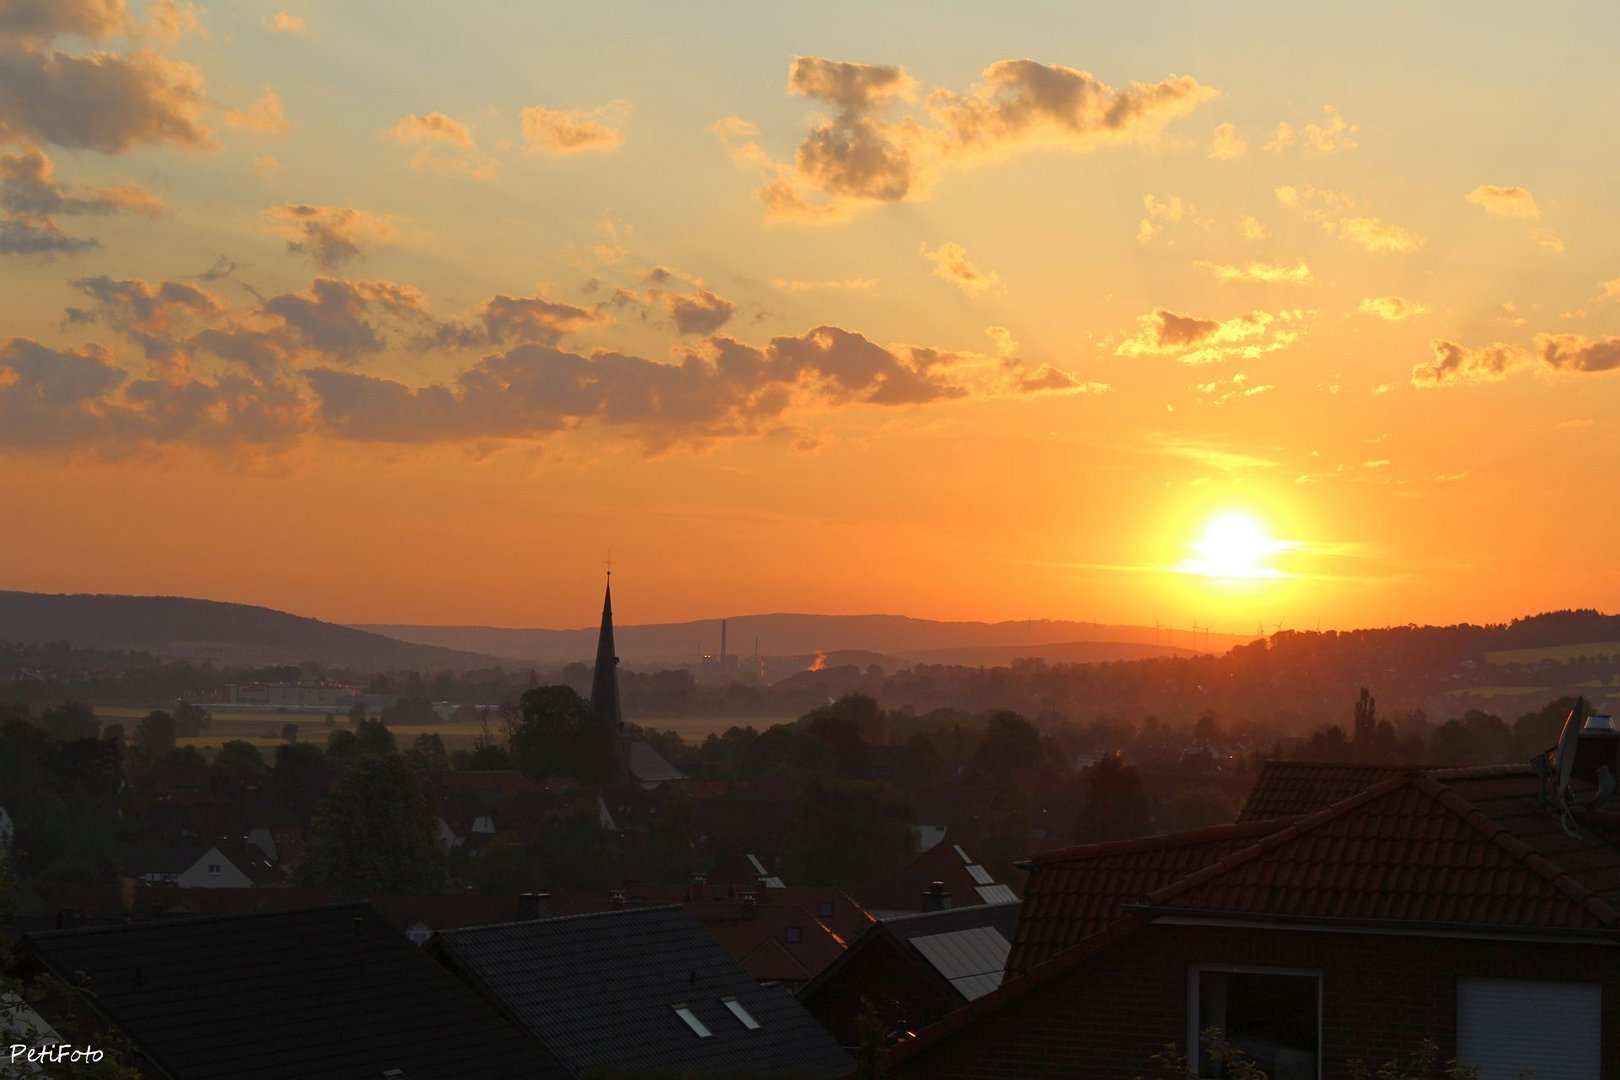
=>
[589,578,623,734]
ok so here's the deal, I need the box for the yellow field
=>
[96,706,782,755]
[1485,642,1620,665]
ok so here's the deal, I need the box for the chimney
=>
[922,881,951,912]
[610,889,626,909]
[517,892,551,920]
[740,890,757,920]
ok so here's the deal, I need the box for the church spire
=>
[590,574,624,734]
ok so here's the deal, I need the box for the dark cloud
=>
[261,278,427,360]
[0,0,132,46]
[70,273,220,357]
[660,289,735,335]
[428,292,607,349]
[1537,333,1620,374]
[262,204,396,270]
[741,56,1217,220]
[0,213,96,253]
[0,44,211,153]
[0,147,161,216]
[1410,339,1523,386]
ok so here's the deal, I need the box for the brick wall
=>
[890,923,1620,1079]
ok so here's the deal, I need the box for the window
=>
[817,901,834,917]
[722,996,761,1030]
[207,863,222,876]
[1189,966,1320,1080]
[784,926,802,944]
[1457,977,1599,1080]
[672,1004,712,1038]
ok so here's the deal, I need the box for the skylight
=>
[722,996,761,1030]
[672,1005,712,1038]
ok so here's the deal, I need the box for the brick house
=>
[884,762,1620,1080]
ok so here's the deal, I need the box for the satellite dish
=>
[1556,698,1586,798]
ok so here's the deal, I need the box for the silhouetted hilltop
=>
[0,591,510,672]
[356,614,1243,668]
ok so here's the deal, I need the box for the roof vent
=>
[610,889,626,909]
[922,881,951,912]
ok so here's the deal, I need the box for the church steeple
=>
[590,575,624,734]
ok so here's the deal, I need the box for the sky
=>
[3,1,1620,634]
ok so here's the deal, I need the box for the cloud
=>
[0,145,161,253]
[68,273,222,357]
[308,324,973,446]
[1209,122,1245,159]
[0,43,212,153]
[789,56,917,111]
[1136,193,1186,244]
[428,290,608,349]
[253,155,279,176]
[1332,216,1422,254]
[0,0,133,44]
[0,147,160,216]
[1465,184,1540,219]
[391,111,472,147]
[735,56,1217,223]
[1240,215,1267,241]
[0,214,97,254]
[222,85,287,133]
[1411,339,1524,386]
[0,335,306,455]
[1117,306,1305,365]
[1536,332,1620,374]
[707,116,759,139]
[770,275,877,292]
[1015,364,1109,395]
[919,241,1001,294]
[521,101,631,154]
[1531,228,1564,253]
[1195,258,1311,284]
[1192,370,1273,404]
[1359,296,1427,320]
[267,11,305,33]
[262,204,397,270]
[1264,105,1357,153]
[659,289,735,335]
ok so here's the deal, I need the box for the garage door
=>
[1456,977,1600,1080]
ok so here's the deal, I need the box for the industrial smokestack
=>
[721,619,728,670]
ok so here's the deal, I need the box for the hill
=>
[356,613,1249,669]
[0,592,511,673]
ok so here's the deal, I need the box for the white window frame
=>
[1187,964,1323,1080]
[672,1004,712,1038]
[722,996,761,1030]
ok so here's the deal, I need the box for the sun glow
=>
[1178,511,1292,580]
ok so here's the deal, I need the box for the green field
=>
[1485,642,1620,665]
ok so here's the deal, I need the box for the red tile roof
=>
[878,766,1620,1077]
[1005,818,1290,977]
[850,841,1022,915]
[1237,760,1421,821]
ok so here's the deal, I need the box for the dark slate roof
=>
[432,906,854,1079]
[1237,760,1421,821]
[850,841,1022,915]
[1005,818,1290,976]
[15,904,564,1080]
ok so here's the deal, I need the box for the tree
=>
[974,710,1042,777]
[786,776,916,885]
[1353,686,1378,746]
[529,801,624,889]
[134,711,177,765]
[510,686,619,784]
[281,722,299,743]
[295,755,449,893]
[408,733,450,775]
[39,703,98,742]
[172,701,211,737]
[271,741,329,818]
[209,741,268,796]
[1072,752,1151,843]
[347,700,368,725]
[352,718,396,756]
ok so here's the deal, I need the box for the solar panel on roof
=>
[952,844,970,862]
[975,884,1018,904]
[907,926,1011,1001]
[965,864,994,885]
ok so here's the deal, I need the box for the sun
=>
[1178,511,1290,580]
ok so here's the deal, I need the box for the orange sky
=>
[3,2,1620,634]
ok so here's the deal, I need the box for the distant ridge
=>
[356,613,1247,668]
[0,591,511,672]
